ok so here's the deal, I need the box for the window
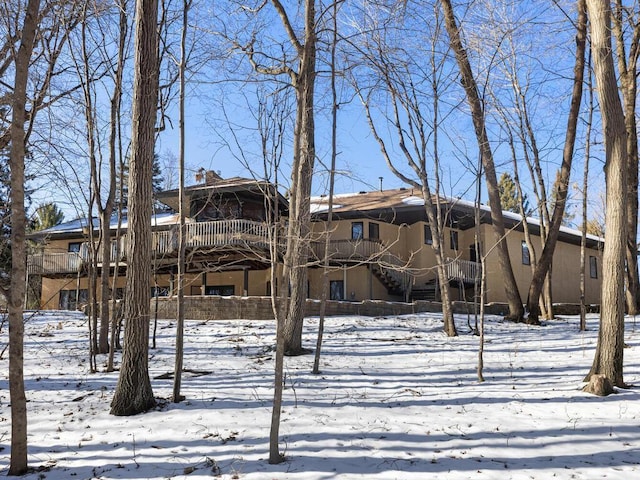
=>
[590,256,598,279]
[369,222,380,240]
[68,242,81,253]
[58,289,88,310]
[151,286,169,297]
[330,280,344,300]
[424,225,433,245]
[205,285,235,296]
[521,241,530,265]
[450,231,459,251]
[351,222,364,240]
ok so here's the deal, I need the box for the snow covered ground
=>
[1,310,639,479]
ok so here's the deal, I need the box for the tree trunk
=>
[107,0,128,371]
[173,0,189,403]
[580,66,593,332]
[313,3,339,373]
[281,0,316,356]
[439,0,523,321]
[7,0,40,474]
[584,0,627,389]
[612,0,640,316]
[422,192,457,336]
[110,0,159,415]
[98,206,113,353]
[526,0,586,323]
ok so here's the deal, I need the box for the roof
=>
[28,211,179,241]
[156,176,288,212]
[30,184,604,250]
[311,187,604,248]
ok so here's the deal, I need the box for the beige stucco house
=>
[27,173,603,312]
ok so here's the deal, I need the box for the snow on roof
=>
[401,196,424,206]
[34,211,180,236]
[310,203,343,213]
[449,196,603,243]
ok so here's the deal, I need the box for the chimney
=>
[205,170,222,185]
[195,167,206,184]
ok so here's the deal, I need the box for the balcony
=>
[445,257,480,284]
[311,239,403,264]
[27,252,82,275]
[27,220,276,275]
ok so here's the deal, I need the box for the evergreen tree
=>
[0,151,33,292]
[498,172,530,215]
[31,202,64,231]
[116,153,165,211]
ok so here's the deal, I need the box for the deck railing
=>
[445,257,480,283]
[27,252,82,274]
[184,219,271,249]
[27,220,275,274]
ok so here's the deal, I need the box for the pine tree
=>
[31,202,64,231]
[498,172,530,214]
[116,153,165,211]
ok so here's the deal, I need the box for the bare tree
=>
[612,0,640,316]
[313,0,341,373]
[353,3,458,336]
[110,0,160,415]
[584,0,627,390]
[579,53,594,333]
[172,0,191,404]
[525,0,587,323]
[236,0,318,355]
[439,0,524,322]
[6,0,40,473]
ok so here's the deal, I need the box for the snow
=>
[36,211,180,236]
[1,310,639,479]
[401,196,424,206]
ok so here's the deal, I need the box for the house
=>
[27,173,603,312]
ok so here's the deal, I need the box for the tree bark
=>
[172,0,189,404]
[612,0,640,316]
[439,0,524,321]
[584,0,627,389]
[110,0,159,415]
[280,0,316,355]
[526,0,587,322]
[8,0,40,474]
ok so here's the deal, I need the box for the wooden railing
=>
[27,252,82,274]
[79,238,126,264]
[445,257,480,283]
[311,238,410,292]
[27,220,275,274]
[184,220,271,249]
